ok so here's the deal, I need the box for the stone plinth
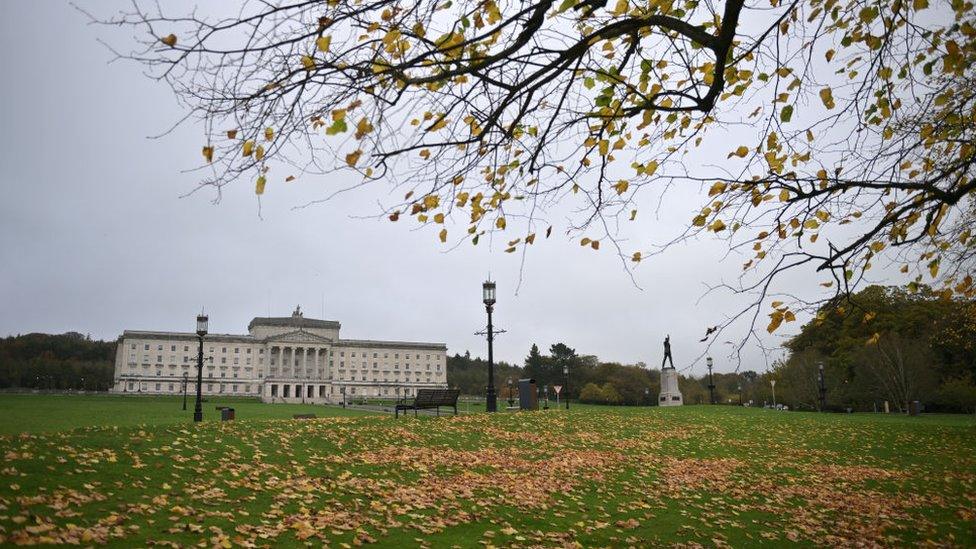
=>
[659,367,683,406]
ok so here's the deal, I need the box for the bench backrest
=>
[413,388,459,406]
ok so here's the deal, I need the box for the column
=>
[302,347,308,378]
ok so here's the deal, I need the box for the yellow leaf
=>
[708,181,727,196]
[160,34,177,47]
[255,145,265,161]
[819,87,835,109]
[264,127,274,141]
[613,180,629,195]
[771,301,784,308]
[611,0,629,15]
[301,55,315,70]
[255,175,266,195]
[644,160,659,176]
[632,251,642,262]
[316,35,332,52]
[692,214,707,227]
[803,218,819,230]
[439,228,447,243]
[731,146,749,158]
[226,129,238,139]
[866,332,881,345]
[767,311,784,333]
[345,149,362,167]
[242,140,255,157]
[202,146,214,163]
[496,217,506,230]
[590,240,600,250]
[779,189,790,201]
[710,219,726,232]
[784,310,796,322]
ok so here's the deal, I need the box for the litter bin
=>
[909,401,921,416]
[221,408,235,421]
[518,379,538,410]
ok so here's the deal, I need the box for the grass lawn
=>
[0,398,973,547]
[0,394,373,435]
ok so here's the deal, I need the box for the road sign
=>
[553,385,562,394]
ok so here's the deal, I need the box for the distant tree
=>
[860,334,938,412]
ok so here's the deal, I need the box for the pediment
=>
[265,330,333,344]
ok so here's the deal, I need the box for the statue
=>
[661,335,675,369]
[657,334,683,406]
[292,305,303,317]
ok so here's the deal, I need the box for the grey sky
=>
[0,1,883,374]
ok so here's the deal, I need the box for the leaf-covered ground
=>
[0,402,973,547]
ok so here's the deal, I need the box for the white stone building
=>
[111,307,448,404]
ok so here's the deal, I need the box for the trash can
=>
[221,408,235,421]
[909,401,921,416]
[518,379,538,410]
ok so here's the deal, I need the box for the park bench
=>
[395,389,460,418]
[292,413,316,419]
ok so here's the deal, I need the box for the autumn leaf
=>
[613,180,629,195]
[160,34,177,47]
[301,55,315,70]
[264,127,274,141]
[242,140,255,157]
[316,35,332,52]
[345,149,363,167]
[819,87,836,109]
[202,146,214,163]
[255,175,266,195]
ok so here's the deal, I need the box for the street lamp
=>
[644,387,650,406]
[770,379,777,409]
[507,378,515,408]
[482,280,498,413]
[341,386,346,408]
[737,383,742,406]
[182,372,189,410]
[193,313,208,422]
[706,356,715,405]
[563,364,569,410]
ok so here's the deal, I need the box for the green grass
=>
[0,394,373,434]
[0,397,973,547]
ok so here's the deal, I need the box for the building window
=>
[144,344,149,350]
[233,384,238,392]
[235,347,239,354]
[221,357,226,364]
[246,348,251,354]
[130,343,136,349]
[156,355,163,363]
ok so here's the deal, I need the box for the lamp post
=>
[193,314,207,422]
[563,364,569,410]
[341,386,346,408]
[770,379,777,409]
[817,362,827,412]
[737,383,742,406]
[706,356,715,405]
[507,378,514,408]
[482,280,498,413]
[182,372,189,410]
[644,387,650,406]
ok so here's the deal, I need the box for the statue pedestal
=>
[659,367,683,406]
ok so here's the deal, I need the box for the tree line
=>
[0,332,116,391]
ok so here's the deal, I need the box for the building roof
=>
[247,316,341,332]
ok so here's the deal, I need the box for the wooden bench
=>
[395,389,460,418]
[292,413,316,419]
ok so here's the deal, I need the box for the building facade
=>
[111,307,448,404]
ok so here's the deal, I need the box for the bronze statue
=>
[662,335,674,369]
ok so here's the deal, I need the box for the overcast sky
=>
[0,2,886,374]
